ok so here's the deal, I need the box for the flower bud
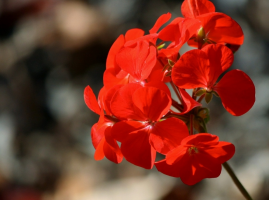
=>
[205,92,213,104]
[195,88,206,96]
[197,27,206,49]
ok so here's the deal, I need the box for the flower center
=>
[188,146,199,155]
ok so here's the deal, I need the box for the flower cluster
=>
[84,0,255,185]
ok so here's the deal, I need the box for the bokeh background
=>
[0,0,268,199]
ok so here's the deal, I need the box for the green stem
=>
[222,162,253,200]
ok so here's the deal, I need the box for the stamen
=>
[188,146,199,155]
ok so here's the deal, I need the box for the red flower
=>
[155,133,235,185]
[104,29,144,89]
[172,44,255,116]
[110,85,189,169]
[84,85,123,163]
[104,13,171,89]
[187,12,244,49]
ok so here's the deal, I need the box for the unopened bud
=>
[197,27,206,49]
[205,92,213,104]
[197,108,210,123]
[168,59,175,67]
[157,43,166,50]
[197,27,206,41]
[195,88,206,96]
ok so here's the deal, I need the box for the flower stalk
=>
[223,162,253,200]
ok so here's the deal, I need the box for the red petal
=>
[181,133,219,147]
[156,152,191,178]
[106,34,125,69]
[121,127,156,169]
[91,123,103,149]
[147,60,168,83]
[110,83,146,120]
[181,0,215,18]
[84,86,101,115]
[180,152,221,185]
[203,141,235,163]
[172,44,233,90]
[150,117,189,154]
[213,69,255,116]
[103,84,123,116]
[166,145,188,165]
[155,159,183,178]
[116,40,157,81]
[172,49,209,89]
[132,87,171,121]
[202,44,234,86]
[158,17,184,42]
[145,80,171,97]
[124,34,159,47]
[199,13,244,45]
[94,137,105,160]
[149,12,171,34]
[125,28,145,41]
[91,113,111,149]
[110,121,146,142]
[179,89,201,114]
[97,87,107,112]
[159,18,196,47]
[103,68,129,90]
[103,126,123,164]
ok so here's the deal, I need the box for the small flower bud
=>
[157,43,166,50]
[197,27,206,49]
[195,88,206,96]
[205,92,213,104]
[168,59,175,67]
[197,108,210,123]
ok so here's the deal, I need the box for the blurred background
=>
[0,0,268,199]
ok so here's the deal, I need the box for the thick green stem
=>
[222,162,253,200]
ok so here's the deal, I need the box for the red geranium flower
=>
[110,85,189,169]
[104,13,172,89]
[155,133,235,185]
[172,44,255,116]
[187,12,244,49]
[84,85,123,163]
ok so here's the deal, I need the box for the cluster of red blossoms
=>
[84,0,255,185]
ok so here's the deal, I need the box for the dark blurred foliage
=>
[0,0,268,200]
